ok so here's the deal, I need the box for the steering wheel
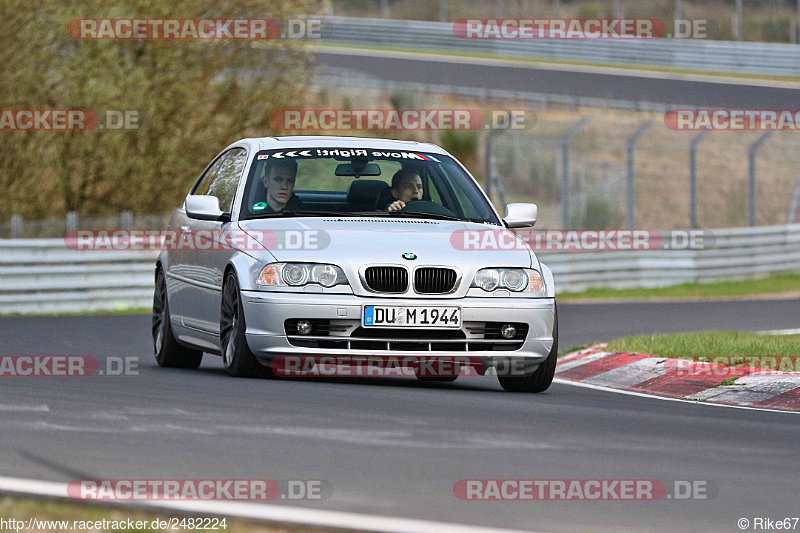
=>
[397,200,458,218]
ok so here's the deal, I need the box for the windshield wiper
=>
[382,211,464,222]
[247,210,362,219]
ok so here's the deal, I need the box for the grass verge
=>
[557,272,800,301]
[606,331,800,371]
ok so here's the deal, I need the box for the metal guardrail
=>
[1,224,798,314]
[316,73,675,112]
[537,224,800,292]
[319,17,800,77]
[0,240,158,314]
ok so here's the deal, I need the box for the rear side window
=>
[207,148,247,212]
[193,152,229,195]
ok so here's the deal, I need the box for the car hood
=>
[237,217,534,268]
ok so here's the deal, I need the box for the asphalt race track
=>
[315,49,800,108]
[1,299,798,532]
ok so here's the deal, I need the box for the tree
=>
[0,0,319,218]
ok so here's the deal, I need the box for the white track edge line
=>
[0,476,543,533]
[756,328,800,335]
[553,378,800,415]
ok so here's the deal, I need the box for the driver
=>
[258,158,302,213]
[386,169,424,212]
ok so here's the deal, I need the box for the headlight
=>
[283,264,309,286]
[471,268,545,295]
[258,263,348,288]
[473,269,500,291]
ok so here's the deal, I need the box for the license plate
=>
[363,305,461,328]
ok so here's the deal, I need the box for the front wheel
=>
[220,272,274,378]
[152,269,203,369]
[497,307,558,393]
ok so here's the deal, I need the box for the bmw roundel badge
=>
[402,252,417,260]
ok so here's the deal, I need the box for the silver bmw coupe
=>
[153,136,557,392]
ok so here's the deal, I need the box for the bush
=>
[439,130,479,168]
[571,196,625,229]
[529,157,560,201]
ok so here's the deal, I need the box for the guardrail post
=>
[483,129,510,209]
[735,0,743,40]
[121,211,134,230]
[689,130,711,229]
[66,211,78,233]
[626,120,654,229]
[380,0,390,18]
[496,0,504,17]
[560,117,590,229]
[439,0,447,22]
[789,172,800,224]
[797,0,800,44]
[484,129,503,206]
[484,130,496,202]
[10,215,22,239]
[748,131,773,227]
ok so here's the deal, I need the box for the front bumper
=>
[240,290,556,372]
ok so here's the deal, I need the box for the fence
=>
[483,118,800,231]
[318,17,800,76]
[306,74,800,231]
[0,212,172,239]
[1,224,798,314]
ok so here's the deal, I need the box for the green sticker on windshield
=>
[252,202,267,210]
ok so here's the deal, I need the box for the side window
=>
[193,152,229,195]
[207,148,247,212]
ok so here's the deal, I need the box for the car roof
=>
[239,136,450,156]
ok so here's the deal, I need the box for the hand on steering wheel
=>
[388,200,407,212]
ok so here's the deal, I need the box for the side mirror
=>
[503,203,538,228]
[185,195,229,222]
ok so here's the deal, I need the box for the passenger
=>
[386,169,424,212]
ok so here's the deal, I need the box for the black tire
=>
[497,307,558,393]
[220,272,273,378]
[152,269,203,369]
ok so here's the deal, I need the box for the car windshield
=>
[240,147,500,224]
